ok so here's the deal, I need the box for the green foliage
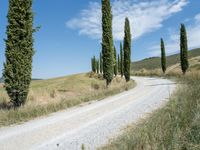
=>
[120,42,124,77]
[96,59,100,74]
[180,24,189,74]
[161,38,167,73]
[123,18,131,82]
[114,47,118,76]
[102,0,114,86]
[100,52,103,74]
[118,54,120,74]
[3,0,35,107]
[91,56,96,73]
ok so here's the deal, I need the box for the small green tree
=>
[120,42,124,77]
[114,47,117,76]
[180,24,189,74]
[160,38,167,73]
[123,18,131,82]
[100,52,103,74]
[102,0,114,86]
[3,0,35,107]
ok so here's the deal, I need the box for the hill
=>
[131,48,200,71]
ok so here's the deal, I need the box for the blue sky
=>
[0,0,200,79]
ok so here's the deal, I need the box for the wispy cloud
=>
[66,0,188,41]
[149,13,200,56]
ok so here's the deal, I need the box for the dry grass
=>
[101,72,200,150]
[0,73,135,127]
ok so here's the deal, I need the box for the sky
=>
[0,0,200,79]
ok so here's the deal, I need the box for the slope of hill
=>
[132,48,200,71]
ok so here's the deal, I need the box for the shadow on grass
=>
[0,101,14,110]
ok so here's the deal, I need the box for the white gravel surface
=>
[0,77,176,150]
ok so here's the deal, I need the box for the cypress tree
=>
[100,52,103,74]
[91,57,95,73]
[118,54,120,74]
[93,56,97,73]
[102,0,114,86]
[114,47,117,76]
[3,0,35,107]
[96,59,100,74]
[160,38,167,73]
[120,42,124,77]
[123,18,131,82]
[180,24,189,75]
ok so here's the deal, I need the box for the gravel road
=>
[0,77,176,150]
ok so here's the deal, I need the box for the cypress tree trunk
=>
[118,54,120,75]
[160,38,167,74]
[123,18,131,82]
[120,42,124,77]
[100,52,103,74]
[114,47,117,76]
[102,0,114,86]
[180,24,189,75]
[3,0,35,107]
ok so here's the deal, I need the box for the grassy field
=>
[101,72,200,150]
[0,73,135,127]
[132,48,200,71]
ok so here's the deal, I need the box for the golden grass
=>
[0,73,135,127]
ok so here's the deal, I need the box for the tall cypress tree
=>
[114,47,117,76]
[100,52,103,74]
[3,0,35,107]
[118,54,120,74]
[91,56,96,73]
[96,59,100,74]
[120,42,124,77]
[160,38,166,73]
[123,18,131,82]
[102,0,114,86]
[93,56,97,73]
[180,24,189,74]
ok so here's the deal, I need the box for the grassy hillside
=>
[132,48,200,71]
[101,73,200,150]
[0,73,135,127]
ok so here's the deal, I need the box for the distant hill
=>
[0,77,41,83]
[131,48,200,71]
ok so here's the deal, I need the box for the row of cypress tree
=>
[160,24,189,75]
[91,0,132,86]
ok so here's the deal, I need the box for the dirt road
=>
[0,77,176,150]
